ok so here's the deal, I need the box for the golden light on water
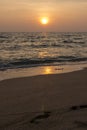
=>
[44,67,52,74]
[40,17,49,25]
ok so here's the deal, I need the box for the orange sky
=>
[0,0,87,32]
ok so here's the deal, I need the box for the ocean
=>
[0,32,87,81]
[0,32,87,71]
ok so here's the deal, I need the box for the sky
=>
[0,0,87,32]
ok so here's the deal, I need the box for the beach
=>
[0,0,87,129]
[0,68,87,130]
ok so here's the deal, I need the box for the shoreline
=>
[0,68,87,129]
[0,62,87,81]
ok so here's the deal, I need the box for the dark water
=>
[0,32,87,70]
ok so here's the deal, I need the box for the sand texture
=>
[0,69,87,130]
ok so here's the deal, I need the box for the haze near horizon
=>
[0,0,87,32]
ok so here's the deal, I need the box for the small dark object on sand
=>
[30,111,51,124]
[80,105,87,109]
[70,105,87,111]
[70,106,80,110]
[55,68,64,70]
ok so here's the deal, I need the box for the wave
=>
[0,32,87,71]
[0,57,87,71]
[63,40,85,44]
[0,35,8,39]
[30,43,63,48]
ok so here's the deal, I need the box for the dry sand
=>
[0,68,87,130]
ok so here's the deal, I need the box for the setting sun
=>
[40,17,49,25]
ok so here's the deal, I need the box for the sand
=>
[0,68,87,130]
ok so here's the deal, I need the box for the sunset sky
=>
[0,0,87,32]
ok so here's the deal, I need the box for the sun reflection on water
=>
[43,67,53,74]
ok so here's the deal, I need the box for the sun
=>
[40,17,49,25]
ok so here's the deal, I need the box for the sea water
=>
[0,32,87,80]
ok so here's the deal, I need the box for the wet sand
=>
[0,68,87,130]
